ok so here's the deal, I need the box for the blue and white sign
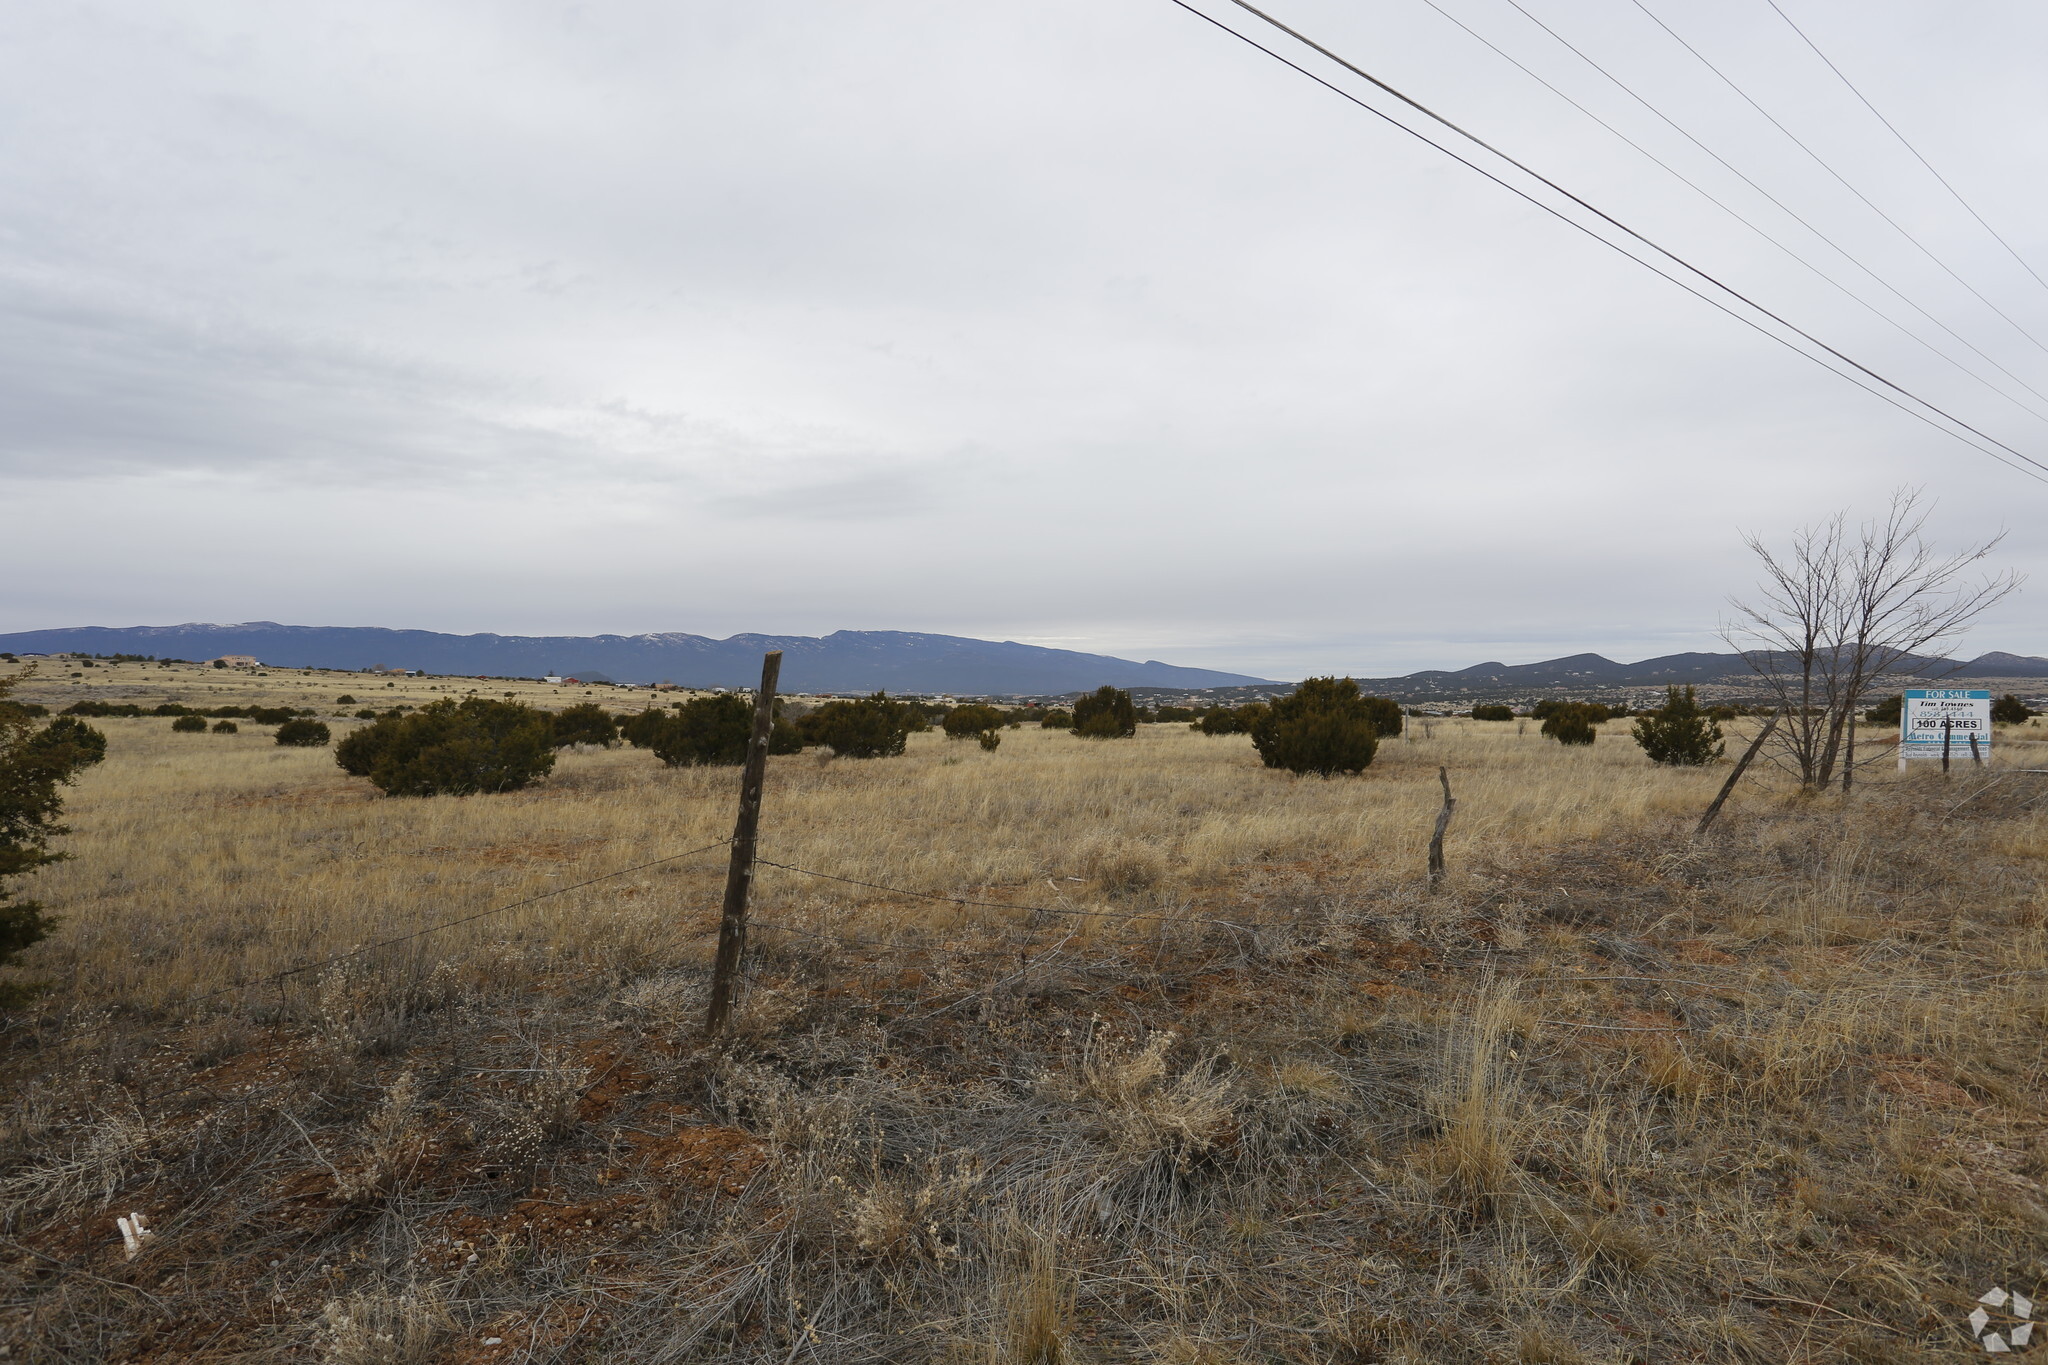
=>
[1899,689,1991,765]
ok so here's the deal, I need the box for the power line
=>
[1761,0,2048,298]
[1487,0,2048,418]
[1170,0,2048,484]
[1417,0,2048,427]
[1629,0,2048,358]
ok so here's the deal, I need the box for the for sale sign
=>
[1899,689,1991,764]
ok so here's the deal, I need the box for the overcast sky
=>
[3,0,2044,677]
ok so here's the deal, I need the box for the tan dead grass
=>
[3,669,2048,1361]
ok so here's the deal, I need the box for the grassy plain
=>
[4,666,2048,1363]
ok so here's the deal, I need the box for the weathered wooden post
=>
[1697,710,1780,838]
[1427,767,1455,888]
[704,650,782,1038]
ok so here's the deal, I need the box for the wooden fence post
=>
[704,650,782,1038]
[1427,767,1455,889]
[1696,710,1780,838]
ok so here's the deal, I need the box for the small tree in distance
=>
[1071,686,1137,739]
[275,719,331,747]
[649,693,752,767]
[1249,677,1380,776]
[943,704,1006,739]
[804,693,924,758]
[336,698,555,796]
[1992,694,2037,724]
[1631,686,1724,765]
[551,702,619,749]
[171,714,208,733]
[1541,704,1601,746]
[1470,704,1514,722]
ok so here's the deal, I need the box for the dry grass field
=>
[5,666,2048,1362]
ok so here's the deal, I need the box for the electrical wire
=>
[1761,0,2048,298]
[1493,0,2048,417]
[1170,0,2048,484]
[1630,0,2048,356]
[1418,0,2048,427]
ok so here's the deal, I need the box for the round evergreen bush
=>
[27,716,107,768]
[1071,686,1137,739]
[1992,694,2037,724]
[336,694,357,705]
[275,719,332,747]
[249,706,297,726]
[171,714,208,733]
[211,720,239,734]
[334,698,555,796]
[1630,686,1724,765]
[1193,706,1240,736]
[1360,695,1405,738]
[1470,704,1514,722]
[943,704,1006,739]
[1249,677,1380,776]
[618,708,671,749]
[1540,704,1601,746]
[550,702,619,749]
[977,729,1001,752]
[648,693,752,767]
[803,693,924,758]
[1039,709,1073,729]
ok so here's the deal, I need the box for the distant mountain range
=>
[0,622,1273,694]
[5,622,2043,698]
[1355,649,2048,694]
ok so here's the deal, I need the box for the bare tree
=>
[1724,489,2022,790]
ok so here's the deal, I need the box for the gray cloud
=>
[1,0,2042,674]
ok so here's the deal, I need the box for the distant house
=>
[544,676,564,685]
[212,655,260,667]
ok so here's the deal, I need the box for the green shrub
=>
[27,716,107,770]
[1532,699,1611,724]
[249,706,297,726]
[171,714,209,733]
[336,694,356,705]
[1470,704,1514,722]
[1071,686,1137,739]
[1249,677,1380,775]
[2,678,106,1004]
[1630,686,1723,766]
[804,693,923,758]
[1992,694,2037,724]
[1360,696,1405,737]
[1152,706,1199,723]
[770,715,807,754]
[61,700,145,718]
[1194,706,1252,736]
[212,720,239,734]
[978,729,1001,752]
[619,708,671,749]
[551,702,619,748]
[354,708,378,720]
[942,704,1006,739]
[1039,709,1073,729]
[648,693,752,767]
[275,718,331,747]
[1541,703,1601,746]
[335,698,556,796]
